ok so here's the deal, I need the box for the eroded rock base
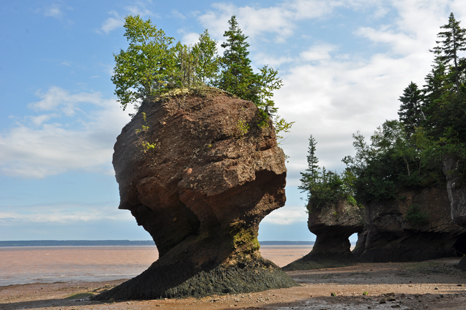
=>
[94,257,297,301]
[282,253,359,271]
[354,230,462,262]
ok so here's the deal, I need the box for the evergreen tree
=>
[217,16,258,103]
[299,135,319,191]
[398,82,424,136]
[300,135,356,210]
[430,12,466,91]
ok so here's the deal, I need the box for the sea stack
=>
[95,87,297,300]
[283,200,363,270]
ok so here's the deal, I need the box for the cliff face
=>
[96,88,296,300]
[443,157,466,270]
[283,200,364,270]
[443,157,466,227]
[354,187,466,262]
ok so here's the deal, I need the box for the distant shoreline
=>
[0,240,315,247]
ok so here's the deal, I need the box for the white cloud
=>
[0,87,134,179]
[171,9,186,20]
[43,3,63,18]
[99,3,155,34]
[27,114,58,126]
[262,205,308,225]
[300,43,337,62]
[181,32,200,46]
[253,54,295,68]
[126,4,154,17]
[29,86,105,116]
[0,203,130,224]
[197,0,390,43]
[100,11,124,34]
[267,0,466,187]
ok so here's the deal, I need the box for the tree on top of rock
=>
[192,29,219,86]
[430,12,466,92]
[398,82,424,137]
[112,15,178,110]
[217,16,258,103]
[216,16,289,132]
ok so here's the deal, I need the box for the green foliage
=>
[405,205,429,226]
[112,15,177,110]
[192,29,219,85]
[347,195,357,207]
[274,116,295,144]
[344,121,443,203]
[174,43,201,89]
[112,14,293,143]
[398,82,424,137]
[345,13,466,203]
[256,65,283,115]
[430,12,466,91]
[135,112,156,152]
[216,16,293,138]
[299,135,356,211]
[217,16,258,103]
[235,119,250,138]
[112,16,219,111]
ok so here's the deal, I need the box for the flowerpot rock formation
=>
[94,88,297,301]
[283,200,364,271]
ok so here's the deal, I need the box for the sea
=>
[0,241,313,287]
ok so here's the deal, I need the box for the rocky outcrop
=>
[95,88,297,301]
[443,157,466,227]
[353,188,466,262]
[283,200,364,270]
[443,157,466,270]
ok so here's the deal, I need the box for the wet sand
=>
[1,246,465,309]
[0,245,311,286]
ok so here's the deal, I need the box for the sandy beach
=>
[1,246,465,309]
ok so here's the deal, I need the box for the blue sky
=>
[0,0,464,242]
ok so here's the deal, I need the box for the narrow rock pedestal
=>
[283,200,363,271]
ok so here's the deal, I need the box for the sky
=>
[0,0,464,242]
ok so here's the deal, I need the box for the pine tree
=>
[299,135,320,193]
[430,12,466,91]
[398,82,424,136]
[217,16,258,103]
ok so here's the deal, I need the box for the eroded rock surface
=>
[95,88,296,300]
[353,188,466,262]
[283,200,364,270]
[444,157,466,270]
[443,157,466,227]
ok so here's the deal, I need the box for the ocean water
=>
[0,245,311,286]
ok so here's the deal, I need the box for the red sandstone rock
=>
[353,188,466,262]
[283,200,363,270]
[97,88,296,300]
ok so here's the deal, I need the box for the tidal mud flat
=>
[0,245,310,286]
[0,246,465,310]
